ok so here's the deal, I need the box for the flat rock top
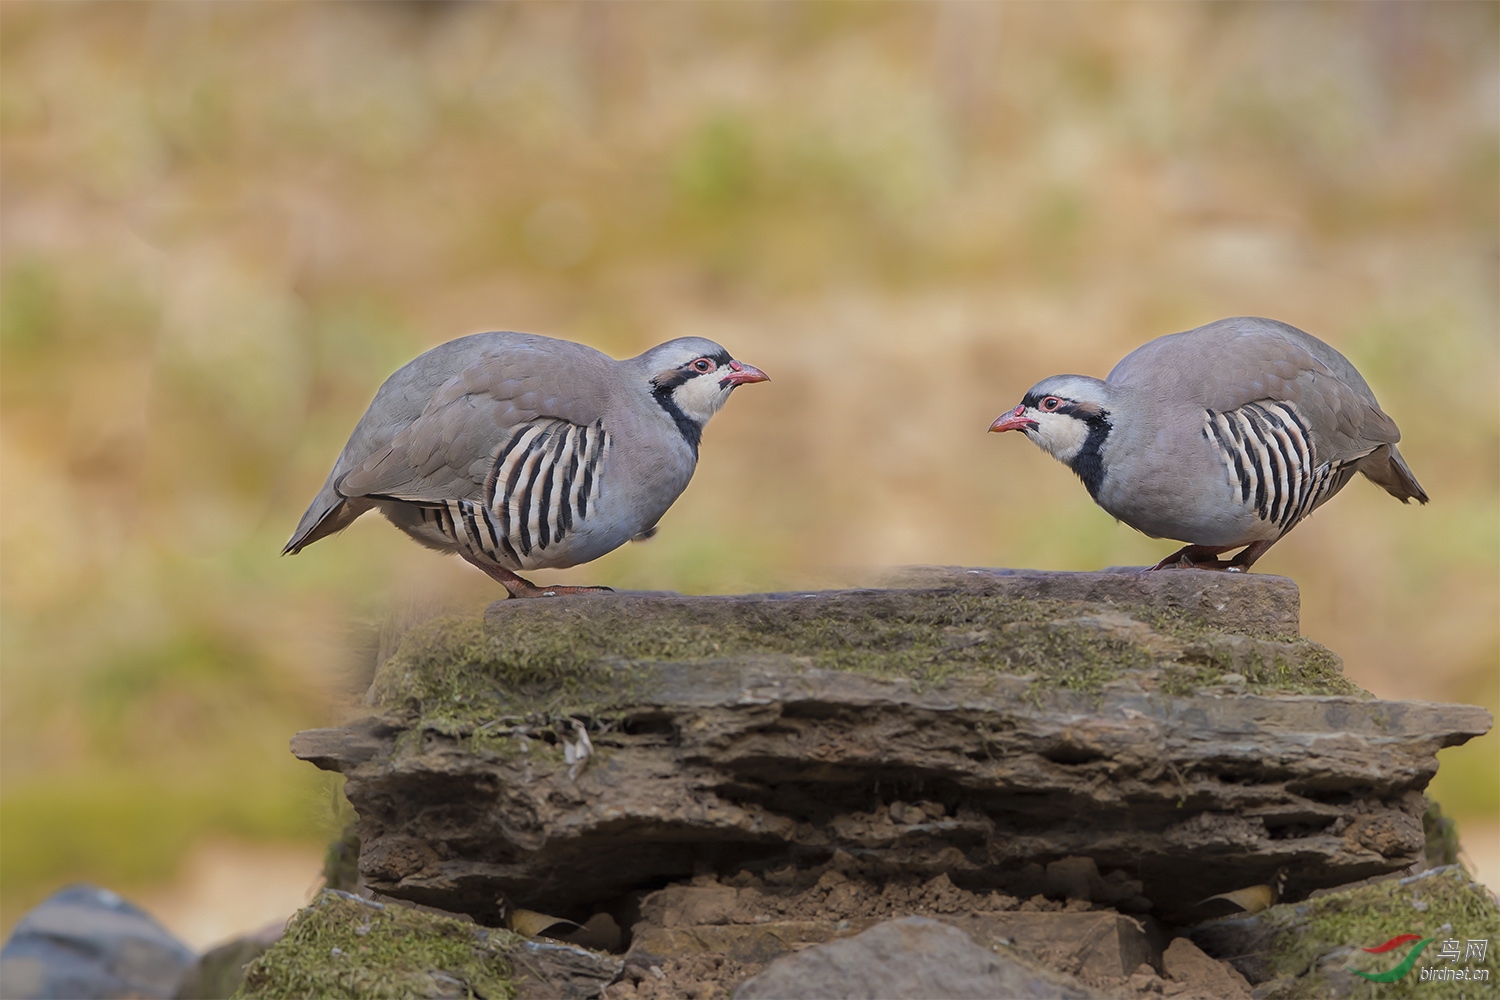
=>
[868,566,1299,636]
[487,566,1301,637]
[365,567,1326,725]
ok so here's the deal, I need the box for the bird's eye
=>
[692,358,715,373]
[1041,396,1063,412]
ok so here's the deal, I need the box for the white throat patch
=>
[1028,410,1092,465]
[669,372,730,425]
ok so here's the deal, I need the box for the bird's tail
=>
[283,493,370,554]
[1357,443,1429,505]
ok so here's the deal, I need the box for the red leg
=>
[468,559,614,599]
[1226,539,1277,573]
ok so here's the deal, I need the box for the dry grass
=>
[2,2,1495,933]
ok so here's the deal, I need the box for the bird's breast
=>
[1095,405,1326,546]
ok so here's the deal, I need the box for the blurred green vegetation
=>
[2,2,1496,935]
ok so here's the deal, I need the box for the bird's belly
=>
[1098,452,1273,547]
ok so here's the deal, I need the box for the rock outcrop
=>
[277,568,1493,997]
[294,569,1488,927]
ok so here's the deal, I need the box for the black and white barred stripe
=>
[416,418,609,564]
[1201,402,1340,534]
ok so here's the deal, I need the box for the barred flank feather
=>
[416,418,608,564]
[1201,402,1345,535]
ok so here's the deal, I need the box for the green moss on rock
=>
[237,890,517,1000]
[1239,866,1500,999]
[368,591,1359,737]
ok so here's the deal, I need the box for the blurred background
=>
[2,1,1495,948]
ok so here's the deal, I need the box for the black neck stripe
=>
[652,382,703,457]
[1062,403,1111,501]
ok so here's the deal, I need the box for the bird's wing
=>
[1109,317,1400,462]
[335,338,614,504]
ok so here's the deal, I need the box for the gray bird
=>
[285,332,769,596]
[989,316,1426,571]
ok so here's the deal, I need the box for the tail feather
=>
[283,495,371,555]
[1356,443,1428,505]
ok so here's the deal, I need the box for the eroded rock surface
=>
[293,569,1490,928]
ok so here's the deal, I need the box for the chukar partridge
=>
[285,332,768,597]
[989,316,1426,572]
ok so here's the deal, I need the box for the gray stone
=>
[1161,937,1251,998]
[173,922,283,1000]
[731,916,1101,999]
[951,912,1158,980]
[0,884,196,1000]
[512,938,624,1000]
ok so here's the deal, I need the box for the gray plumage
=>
[990,316,1426,571]
[286,331,768,596]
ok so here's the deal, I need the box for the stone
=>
[293,573,1489,925]
[1188,865,1500,997]
[731,916,1102,999]
[618,873,1159,987]
[0,884,196,1000]
[514,938,627,1000]
[628,921,878,969]
[1128,964,1166,993]
[950,912,1158,980]
[173,921,283,999]
[239,890,621,1000]
[641,885,741,929]
[1161,937,1251,998]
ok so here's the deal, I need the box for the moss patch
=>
[1253,866,1500,999]
[368,592,1361,736]
[238,890,517,1000]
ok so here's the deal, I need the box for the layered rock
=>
[293,569,1490,929]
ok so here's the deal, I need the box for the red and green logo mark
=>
[1350,934,1435,983]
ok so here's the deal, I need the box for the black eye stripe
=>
[1023,392,1069,410]
[1019,392,1109,425]
[680,350,733,377]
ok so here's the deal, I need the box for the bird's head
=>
[638,337,769,445]
[989,374,1114,466]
